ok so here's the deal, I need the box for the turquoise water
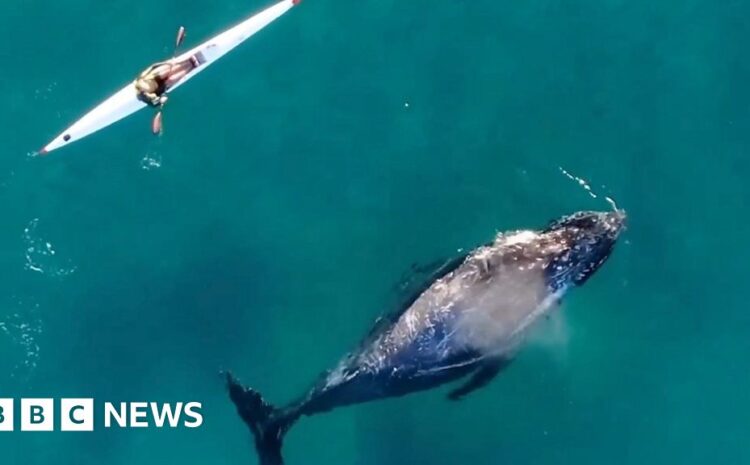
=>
[2,0,749,463]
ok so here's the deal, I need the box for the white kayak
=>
[40,0,300,154]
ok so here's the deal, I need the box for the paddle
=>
[152,26,187,136]
[174,26,186,56]
[152,111,163,135]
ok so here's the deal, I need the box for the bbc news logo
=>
[0,399,203,431]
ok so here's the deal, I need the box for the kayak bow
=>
[40,0,299,155]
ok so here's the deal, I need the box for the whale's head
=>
[542,210,626,291]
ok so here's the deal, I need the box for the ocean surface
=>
[1,0,749,463]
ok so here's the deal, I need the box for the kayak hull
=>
[41,0,297,154]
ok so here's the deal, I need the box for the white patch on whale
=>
[385,229,571,361]
[452,230,567,356]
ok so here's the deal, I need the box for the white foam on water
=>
[559,167,599,199]
[140,151,163,170]
[33,82,58,102]
[0,299,43,380]
[23,218,76,277]
[558,167,622,214]
[141,135,164,170]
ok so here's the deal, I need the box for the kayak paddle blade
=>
[176,26,186,48]
[152,112,163,135]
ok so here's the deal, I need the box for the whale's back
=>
[356,230,566,373]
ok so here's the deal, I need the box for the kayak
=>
[40,0,300,155]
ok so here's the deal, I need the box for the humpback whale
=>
[226,210,626,465]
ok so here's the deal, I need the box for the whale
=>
[226,210,626,465]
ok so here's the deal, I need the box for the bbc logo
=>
[0,398,94,432]
[0,399,203,431]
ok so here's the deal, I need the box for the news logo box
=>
[21,399,53,432]
[0,399,203,432]
[103,402,203,428]
[0,399,13,431]
[61,398,94,432]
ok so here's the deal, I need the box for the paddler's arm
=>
[139,91,161,107]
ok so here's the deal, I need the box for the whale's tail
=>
[225,372,298,465]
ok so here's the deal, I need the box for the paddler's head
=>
[136,78,158,93]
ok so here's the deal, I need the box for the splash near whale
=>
[226,210,626,465]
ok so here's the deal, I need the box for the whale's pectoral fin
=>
[447,357,511,401]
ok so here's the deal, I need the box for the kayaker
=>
[134,57,198,107]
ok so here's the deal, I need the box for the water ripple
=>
[23,218,76,277]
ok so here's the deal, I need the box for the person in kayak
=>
[134,57,198,107]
